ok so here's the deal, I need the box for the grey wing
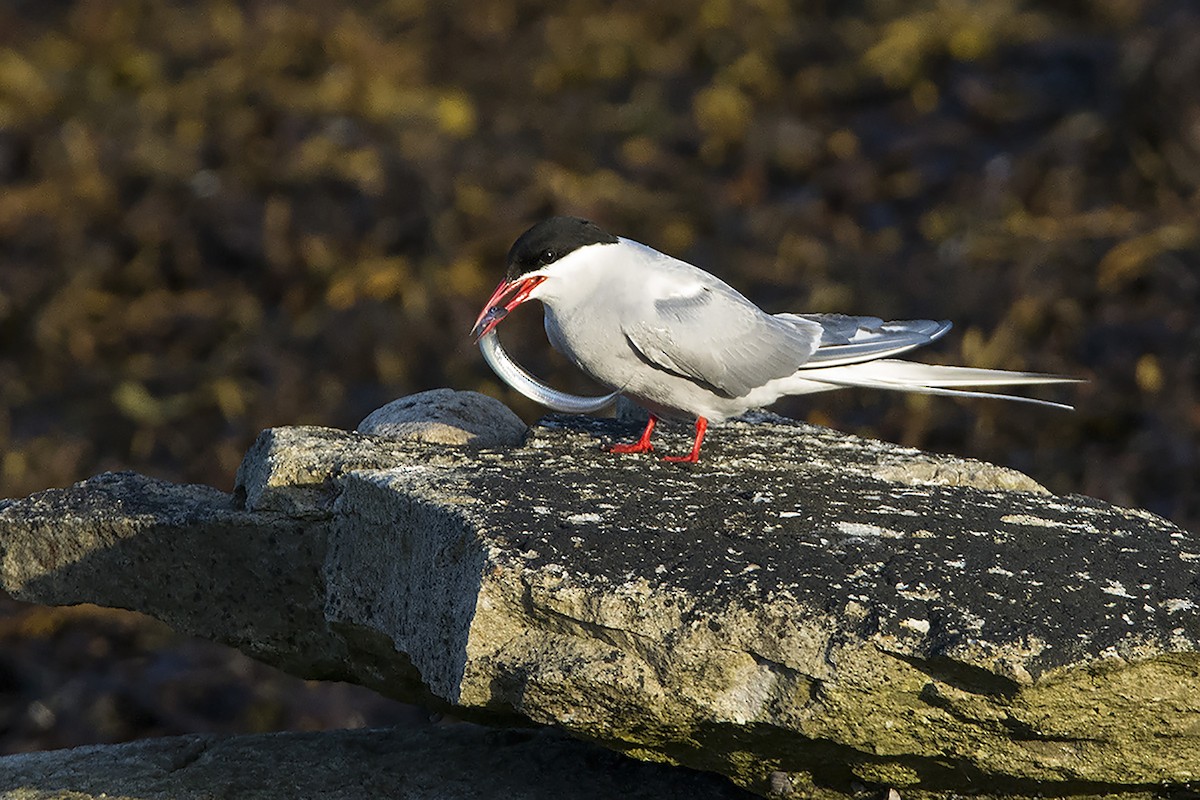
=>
[624,287,823,397]
[778,313,952,368]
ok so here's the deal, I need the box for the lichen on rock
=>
[1,402,1198,799]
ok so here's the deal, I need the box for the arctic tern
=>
[472,216,1075,463]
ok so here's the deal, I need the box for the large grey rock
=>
[0,724,755,800]
[2,411,1198,799]
[0,472,346,680]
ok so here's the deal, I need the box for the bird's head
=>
[470,216,618,340]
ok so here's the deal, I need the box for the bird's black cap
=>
[506,217,618,278]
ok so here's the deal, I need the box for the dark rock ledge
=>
[0,725,755,800]
[1,403,1197,799]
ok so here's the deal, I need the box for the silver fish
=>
[478,329,619,414]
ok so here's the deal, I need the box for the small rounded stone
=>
[357,389,527,447]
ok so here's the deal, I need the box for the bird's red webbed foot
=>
[607,416,657,454]
[660,417,708,463]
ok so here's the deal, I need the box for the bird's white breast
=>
[530,241,767,420]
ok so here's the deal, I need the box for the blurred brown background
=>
[1,0,1197,756]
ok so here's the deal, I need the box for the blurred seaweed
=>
[0,0,1197,754]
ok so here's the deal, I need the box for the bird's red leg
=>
[608,416,657,454]
[662,417,708,463]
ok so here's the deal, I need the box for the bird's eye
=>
[540,249,556,264]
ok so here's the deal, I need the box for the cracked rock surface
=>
[2,408,1198,799]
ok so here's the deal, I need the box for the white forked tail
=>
[796,359,1080,410]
